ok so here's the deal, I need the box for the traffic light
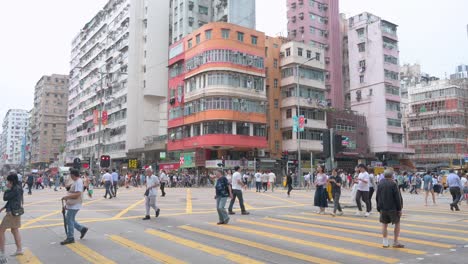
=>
[255,158,260,171]
[100,155,111,168]
[281,151,289,161]
[298,115,305,132]
[73,158,81,170]
[322,130,331,158]
[334,134,346,154]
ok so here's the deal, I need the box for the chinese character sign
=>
[293,116,298,133]
[102,111,108,125]
[298,115,305,132]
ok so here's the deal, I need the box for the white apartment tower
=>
[1,109,30,167]
[169,0,256,44]
[67,0,169,167]
[347,12,413,164]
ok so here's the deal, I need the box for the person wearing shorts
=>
[422,172,436,206]
[376,169,404,248]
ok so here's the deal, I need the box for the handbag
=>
[144,188,149,196]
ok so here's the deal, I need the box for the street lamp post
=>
[296,56,319,187]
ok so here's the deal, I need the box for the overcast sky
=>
[1,0,467,125]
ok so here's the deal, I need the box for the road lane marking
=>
[112,198,145,219]
[402,208,468,217]
[146,229,264,264]
[290,214,468,242]
[22,198,104,228]
[16,249,41,264]
[108,235,186,264]
[259,192,302,204]
[218,223,399,263]
[66,242,116,264]
[303,212,468,234]
[238,219,425,255]
[244,202,255,210]
[186,189,192,214]
[271,216,453,249]
[180,225,339,264]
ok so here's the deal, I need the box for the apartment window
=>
[286,109,292,118]
[384,70,399,80]
[359,75,364,84]
[386,100,401,111]
[285,48,291,56]
[306,50,311,58]
[358,43,365,52]
[389,133,403,143]
[237,32,244,42]
[251,36,258,45]
[188,39,192,48]
[205,29,212,40]
[309,26,316,35]
[254,124,266,136]
[195,34,201,44]
[275,140,280,151]
[274,99,279,108]
[274,79,278,88]
[236,123,250,136]
[273,59,278,68]
[274,120,279,129]
[283,130,293,140]
[384,54,398,64]
[221,29,230,39]
[198,5,208,15]
[387,118,401,127]
[359,60,366,68]
[297,48,303,56]
[357,28,365,38]
[385,84,400,96]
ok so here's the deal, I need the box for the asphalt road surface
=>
[5,185,468,264]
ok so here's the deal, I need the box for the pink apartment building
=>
[286,0,344,109]
[347,12,413,165]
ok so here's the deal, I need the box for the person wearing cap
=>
[228,166,250,215]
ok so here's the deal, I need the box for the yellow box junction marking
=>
[146,229,264,264]
[16,249,42,264]
[180,225,338,264]
[270,216,452,249]
[108,235,186,264]
[66,242,116,264]
[186,189,192,214]
[218,223,399,263]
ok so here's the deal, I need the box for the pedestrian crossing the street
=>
[13,208,467,264]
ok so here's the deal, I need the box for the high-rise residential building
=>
[30,75,69,167]
[347,12,413,165]
[450,64,468,80]
[165,22,267,171]
[0,109,30,167]
[67,0,169,169]
[169,0,256,44]
[279,41,327,173]
[407,79,468,169]
[265,36,285,160]
[286,0,344,109]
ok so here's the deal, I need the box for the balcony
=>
[281,96,328,111]
[280,55,325,69]
[281,75,325,90]
[185,86,266,102]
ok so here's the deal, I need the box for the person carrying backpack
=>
[213,170,233,225]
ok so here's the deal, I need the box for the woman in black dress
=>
[313,165,329,214]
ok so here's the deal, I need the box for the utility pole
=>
[330,128,334,171]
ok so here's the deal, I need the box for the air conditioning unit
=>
[299,13,304,20]
[188,17,194,26]
[291,16,296,23]
[397,112,403,119]
[324,30,329,37]
[258,149,266,157]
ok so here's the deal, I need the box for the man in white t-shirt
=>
[355,164,371,217]
[254,171,262,192]
[268,171,276,192]
[101,169,114,199]
[228,166,250,215]
[60,169,88,245]
[143,168,160,220]
[159,170,169,197]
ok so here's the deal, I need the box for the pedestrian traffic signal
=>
[73,158,81,170]
[322,130,331,158]
[100,155,111,168]
[334,134,346,154]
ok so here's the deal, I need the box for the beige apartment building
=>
[30,74,69,167]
